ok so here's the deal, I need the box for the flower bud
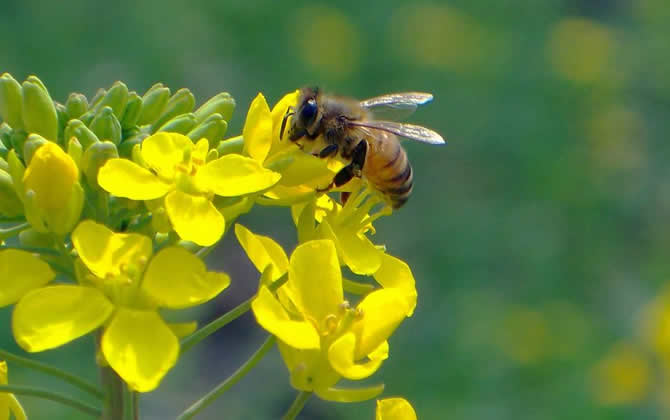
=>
[67,136,83,168]
[151,88,195,131]
[187,113,228,146]
[64,119,100,150]
[18,227,53,248]
[194,92,235,124]
[65,93,88,120]
[23,133,48,165]
[137,84,170,125]
[81,140,119,190]
[9,130,27,158]
[156,112,196,134]
[0,123,12,150]
[96,81,129,118]
[0,73,23,129]
[21,76,58,140]
[0,168,23,217]
[90,106,122,145]
[22,142,83,235]
[78,88,106,125]
[7,149,25,198]
[121,92,143,130]
[118,132,148,158]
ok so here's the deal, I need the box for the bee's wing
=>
[359,92,434,120]
[348,120,445,145]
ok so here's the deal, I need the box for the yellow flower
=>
[0,249,54,307]
[12,220,230,392]
[376,398,417,420]
[248,238,410,402]
[22,142,84,235]
[0,361,27,420]
[98,132,281,246]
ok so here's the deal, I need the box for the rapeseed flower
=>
[376,398,417,420]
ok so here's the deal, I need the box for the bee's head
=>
[281,87,322,142]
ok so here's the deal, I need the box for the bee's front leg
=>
[312,144,339,159]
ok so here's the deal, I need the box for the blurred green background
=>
[2,0,670,418]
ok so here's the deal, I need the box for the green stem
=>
[0,222,29,241]
[99,363,124,420]
[180,273,288,354]
[0,349,103,399]
[281,391,312,420]
[176,335,276,420]
[123,385,135,420]
[0,384,102,417]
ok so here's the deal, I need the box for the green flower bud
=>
[81,140,119,190]
[64,119,100,150]
[79,88,107,125]
[194,92,235,124]
[0,123,11,150]
[18,227,53,248]
[151,88,195,132]
[0,168,23,217]
[96,81,129,118]
[89,88,107,109]
[21,76,58,140]
[67,136,83,168]
[156,112,196,134]
[55,102,68,143]
[23,133,48,165]
[121,92,143,130]
[9,130,27,158]
[7,149,25,198]
[65,93,88,120]
[206,148,218,162]
[137,85,170,125]
[118,132,147,158]
[90,106,122,145]
[187,113,228,146]
[0,73,23,129]
[0,156,7,172]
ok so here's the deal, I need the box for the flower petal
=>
[141,132,192,180]
[101,308,178,392]
[338,229,383,275]
[251,286,320,350]
[98,158,171,200]
[373,254,417,316]
[243,93,272,163]
[328,332,384,380]
[165,190,224,246]
[0,250,54,307]
[269,90,300,155]
[350,289,409,359]
[72,220,153,279]
[376,398,417,420]
[315,384,385,403]
[197,154,281,197]
[234,224,289,281]
[142,246,230,309]
[12,285,113,352]
[286,240,343,326]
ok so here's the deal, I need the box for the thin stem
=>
[195,245,215,259]
[180,272,288,354]
[99,363,124,420]
[177,335,276,420]
[281,391,312,420]
[0,349,103,399]
[0,222,29,241]
[0,384,102,417]
[123,385,135,420]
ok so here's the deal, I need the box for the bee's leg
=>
[279,107,295,140]
[349,140,368,175]
[317,141,368,192]
[312,144,339,159]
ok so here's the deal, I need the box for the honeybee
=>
[280,87,445,208]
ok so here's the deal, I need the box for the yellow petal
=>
[376,398,417,420]
[251,286,320,350]
[277,341,340,392]
[141,132,193,180]
[328,332,384,380]
[142,246,230,309]
[98,158,172,200]
[196,154,281,197]
[243,93,272,163]
[286,240,343,325]
[167,321,198,339]
[72,220,153,279]
[315,384,385,403]
[7,393,27,420]
[373,254,417,316]
[101,308,178,392]
[234,224,289,281]
[22,142,78,212]
[165,190,224,246]
[269,90,300,156]
[12,285,113,352]
[0,250,54,307]
[338,229,383,275]
[350,289,409,359]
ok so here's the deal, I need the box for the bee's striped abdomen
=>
[363,133,414,209]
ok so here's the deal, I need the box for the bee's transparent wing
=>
[360,92,434,120]
[348,120,445,144]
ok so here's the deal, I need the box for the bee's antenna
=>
[280,107,295,140]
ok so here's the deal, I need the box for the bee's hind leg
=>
[316,141,368,193]
[313,144,339,159]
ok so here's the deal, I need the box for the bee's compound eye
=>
[300,99,318,124]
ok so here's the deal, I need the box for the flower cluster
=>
[0,74,419,419]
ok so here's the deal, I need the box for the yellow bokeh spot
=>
[590,342,650,405]
[389,4,485,71]
[548,18,615,84]
[588,105,647,172]
[292,6,360,79]
[496,306,549,364]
